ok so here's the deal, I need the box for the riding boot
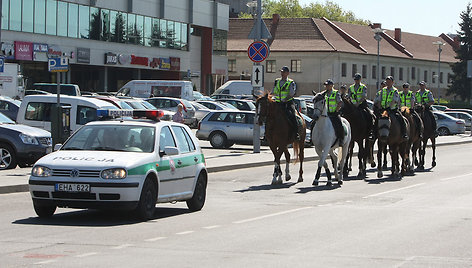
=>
[364,107,375,140]
[286,103,300,141]
[397,112,408,140]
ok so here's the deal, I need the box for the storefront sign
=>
[170,57,180,71]
[47,45,62,58]
[118,54,130,65]
[160,58,170,70]
[33,43,48,52]
[130,55,149,66]
[105,52,117,65]
[77,48,90,63]
[15,41,33,61]
[150,58,159,68]
[0,43,14,59]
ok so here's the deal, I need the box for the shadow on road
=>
[365,175,402,184]
[12,207,189,227]
[296,184,341,193]
[234,182,297,193]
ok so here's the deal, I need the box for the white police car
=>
[29,110,207,220]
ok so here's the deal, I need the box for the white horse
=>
[311,92,351,186]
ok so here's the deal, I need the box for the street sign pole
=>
[253,0,262,153]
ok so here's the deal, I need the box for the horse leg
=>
[382,146,388,171]
[313,147,328,186]
[324,161,332,187]
[284,149,291,181]
[271,147,283,185]
[357,141,365,180]
[338,141,349,185]
[368,139,377,168]
[419,139,426,170]
[348,142,354,171]
[431,137,436,168]
[377,142,384,178]
[298,142,304,183]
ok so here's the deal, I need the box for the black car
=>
[0,112,52,169]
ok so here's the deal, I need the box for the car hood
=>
[35,150,156,170]
[0,124,51,137]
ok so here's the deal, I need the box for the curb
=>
[2,139,472,195]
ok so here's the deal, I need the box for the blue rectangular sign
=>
[48,57,69,72]
[0,58,4,73]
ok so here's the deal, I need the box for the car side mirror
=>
[54,144,62,151]
[159,146,179,157]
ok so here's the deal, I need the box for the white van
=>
[117,80,194,100]
[213,80,254,96]
[17,95,117,132]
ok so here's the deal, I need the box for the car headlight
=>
[32,166,52,177]
[19,133,39,145]
[101,168,127,179]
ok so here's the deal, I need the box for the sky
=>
[298,0,468,36]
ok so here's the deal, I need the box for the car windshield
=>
[219,102,237,109]
[62,125,155,152]
[191,102,208,110]
[0,112,15,124]
[118,101,133,109]
[126,101,147,109]
[141,101,157,110]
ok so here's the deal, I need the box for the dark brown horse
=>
[401,107,423,173]
[376,110,410,179]
[255,93,305,185]
[415,106,436,170]
[340,97,374,179]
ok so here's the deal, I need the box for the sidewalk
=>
[1,134,471,194]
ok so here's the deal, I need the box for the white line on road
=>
[440,172,472,181]
[144,237,166,242]
[203,225,221,229]
[34,260,57,265]
[233,207,313,224]
[363,183,426,198]
[75,252,98,258]
[176,231,194,235]
[112,244,133,249]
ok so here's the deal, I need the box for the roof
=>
[22,95,117,108]
[228,18,457,62]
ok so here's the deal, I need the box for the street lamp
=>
[373,28,385,93]
[433,41,445,104]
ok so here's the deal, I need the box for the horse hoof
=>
[285,175,292,181]
[348,167,352,171]
[432,161,436,167]
[382,165,388,171]
[414,159,419,166]
[297,177,303,183]
[377,172,383,178]
[371,162,377,168]
[312,180,318,186]
[327,181,333,187]
[338,180,343,186]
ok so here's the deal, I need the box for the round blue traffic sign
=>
[247,41,270,63]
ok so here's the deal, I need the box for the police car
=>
[28,110,207,220]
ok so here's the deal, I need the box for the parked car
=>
[210,94,237,100]
[433,111,466,136]
[293,97,308,115]
[213,80,253,96]
[196,110,264,148]
[87,96,134,109]
[32,83,81,96]
[298,95,315,103]
[444,108,472,117]
[0,112,52,169]
[444,111,472,130]
[218,99,256,111]
[0,96,21,121]
[432,104,448,111]
[190,101,212,122]
[146,97,197,127]
[117,80,194,100]
[197,100,238,111]
[24,90,51,96]
[306,103,314,118]
[193,91,212,101]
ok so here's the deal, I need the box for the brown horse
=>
[340,97,374,179]
[255,93,305,185]
[401,107,423,173]
[415,106,436,170]
[376,110,410,179]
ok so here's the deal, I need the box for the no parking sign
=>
[247,41,270,63]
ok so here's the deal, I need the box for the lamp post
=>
[373,28,385,93]
[433,41,445,104]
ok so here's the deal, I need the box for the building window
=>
[362,65,367,79]
[399,67,403,81]
[341,63,347,77]
[228,59,236,73]
[266,60,276,73]
[291,60,301,73]
[352,64,357,78]
[432,72,436,83]
[78,5,90,39]
[34,0,47,34]
[68,3,79,38]
[372,65,376,79]
[2,0,9,30]
[390,67,395,78]
[424,70,428,82]
[447,73,452,84]
[412,67,416,80]
[440,72,444,83]
[381,66,386,79]
[10,0,21,31]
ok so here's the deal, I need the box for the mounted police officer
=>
[322,79,344,143]
[399,82,423,138]
[349,73,375,139]
[416,81,438,136]
[271,66,300,140]
[374,76,408,140]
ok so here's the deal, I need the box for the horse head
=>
[255,92,272,125]
[311,92,327,121]
[377,110,391,141]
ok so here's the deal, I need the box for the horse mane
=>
[381,110,389,117]
[313,93,325,103]
[401,106,410,116]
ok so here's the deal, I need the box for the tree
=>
[111,13,127,43]
[239,0,369,25]
[448,3,472,102]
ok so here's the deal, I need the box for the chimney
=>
[267,14,280,47]
[372,23,381,29]
[394,28,401,43]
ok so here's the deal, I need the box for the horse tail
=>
[293,141,300,164]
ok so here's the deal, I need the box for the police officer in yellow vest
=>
[349,73,375,138]
[323,79,344,143]
[400,82,423,138]
[416,81,438,136]
[271,66,300,140]
[374,76,408,140]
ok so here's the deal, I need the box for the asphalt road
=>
[1,143,472,267]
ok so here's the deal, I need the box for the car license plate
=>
[55,183,90,192]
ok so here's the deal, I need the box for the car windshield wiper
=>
[92,146,126,152]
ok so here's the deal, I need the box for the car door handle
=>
[194,157,198,162]
[177,160,182,165]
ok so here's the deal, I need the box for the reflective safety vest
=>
[349,83,366,105]
[399,90,413,108]
[325,90,338,113]
[416,90,430,105]
[381,87,397,109]
[273,78,294,102]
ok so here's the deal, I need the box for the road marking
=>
[145,237,166,242]
[440,172,472,181]
[34,260,57,265]
[363,183,426,198]
[318,203,333,207]
[75,252,98,258]
[176,231,194,235]
[203,225,221,229]
[112,244,133,249]
[233,207,313,224]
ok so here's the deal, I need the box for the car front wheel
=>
[209,132,227,149]
[33,200,56,218]
[186,172,207,211]
[0,144,17,170]
[136,178,157,221]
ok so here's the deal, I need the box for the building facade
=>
[228,17,458,100]
[1,0,229,94]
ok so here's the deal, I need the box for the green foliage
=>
[447,3,472,102]
[240,0,369,25]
